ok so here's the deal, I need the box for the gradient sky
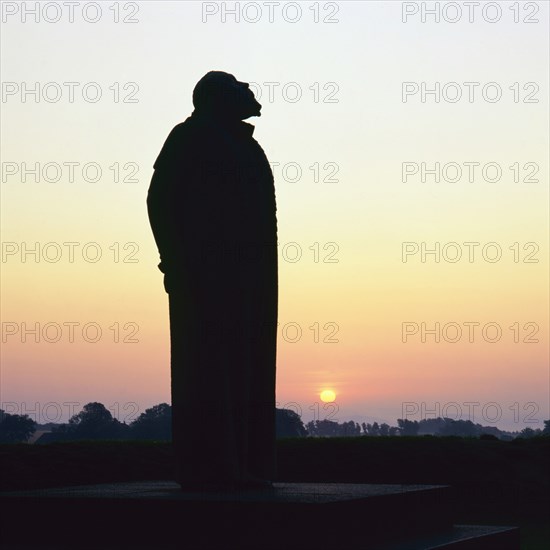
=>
[1,1,548,431]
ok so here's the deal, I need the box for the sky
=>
[1,1,548,431]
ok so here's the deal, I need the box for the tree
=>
[438,419,479,437]
[370,422,380,436]
[0,410,36,443]
[130,403,172,440]
[361,422,379,436]
[66,402,127,440]
[518,427,541,439]
[379,423,390,437]
[346,421,361,436]
[306,419,341,437]
[397,419,419,436]
[276,408,307,438]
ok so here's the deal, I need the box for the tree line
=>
[305,417,550,440]
[0,402,306,444]
[1,403,548,444]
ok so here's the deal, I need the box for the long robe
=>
[147,112,278,485]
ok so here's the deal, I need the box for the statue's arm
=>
[147,166,179,273]
[147,123,199,275]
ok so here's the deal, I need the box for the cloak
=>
[147,105,278,486]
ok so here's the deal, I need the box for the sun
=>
[320,390,336,403]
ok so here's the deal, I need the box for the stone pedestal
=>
[0,481,519,549]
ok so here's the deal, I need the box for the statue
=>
[147,71,278,491]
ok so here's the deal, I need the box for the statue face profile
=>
[192,71,262,120]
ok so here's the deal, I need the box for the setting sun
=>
[320,390,336,403]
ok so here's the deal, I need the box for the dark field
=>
[1,436,548,548]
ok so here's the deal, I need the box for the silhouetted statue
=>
[147,71,278,491]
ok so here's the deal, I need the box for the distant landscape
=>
[2,401,548,445]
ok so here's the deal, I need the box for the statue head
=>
[192,71,262,121]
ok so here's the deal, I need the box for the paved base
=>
[0,479,448,501]
[0,481,518,549]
